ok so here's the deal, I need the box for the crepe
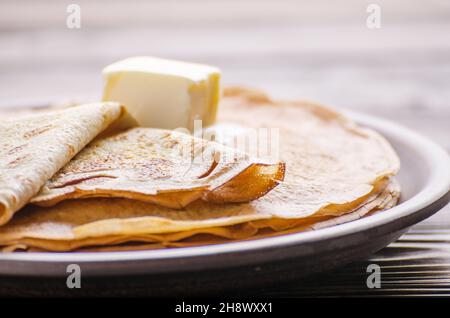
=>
[32,128,285,208]
[0,102,125,225]
[0,178,399,252]
[0,87,400,251]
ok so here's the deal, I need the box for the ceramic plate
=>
[0,108,448,291]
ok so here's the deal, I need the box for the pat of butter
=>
[102,56,221,131]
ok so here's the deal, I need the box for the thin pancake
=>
[0,102,125,225]
[212,87,400,219]
[32,128,285,208]
[0,177,396,251]
[0,179,399,252]
[0,87,401,251]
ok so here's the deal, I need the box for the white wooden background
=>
[0,0,449,296]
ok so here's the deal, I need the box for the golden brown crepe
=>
[215,87,400,218]
[0,102,125,225]
[0,87,400,251]
[32,128,285,208]
[0,178,399,252]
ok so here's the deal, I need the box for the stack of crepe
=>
[0,87,400,252]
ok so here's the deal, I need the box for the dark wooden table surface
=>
[0,0,449,297]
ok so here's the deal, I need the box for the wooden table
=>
[0,0,449,297]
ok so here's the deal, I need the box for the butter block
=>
[102,56,221,131]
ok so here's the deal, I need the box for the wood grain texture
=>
[0,0,448,297]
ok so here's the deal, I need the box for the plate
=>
[0,106,448,293]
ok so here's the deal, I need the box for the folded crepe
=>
[0,87,400,251]
[32,128,285,208]
[0,102,125,225]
